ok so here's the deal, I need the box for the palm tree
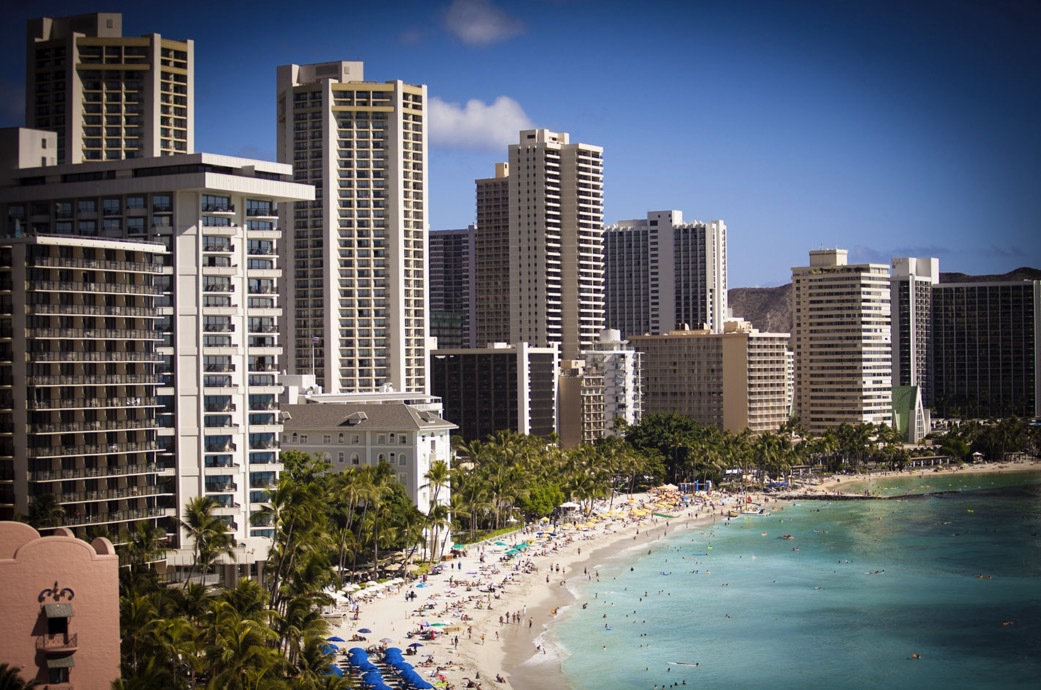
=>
[422,460,451,558]
[26,492,65,531]
[120,520,172,570]
[180,496,236,587]
[0,663,40,689]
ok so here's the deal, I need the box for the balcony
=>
[205,482,237,493]
[202,203,235,214]
[37,632,78,652]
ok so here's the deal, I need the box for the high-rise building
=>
[931,280,1040,419]
[276,61,428,394]
[559,329,643,447]
[428,226,476,349]
[891,257,938,401]
[26,12,194,164]
[630,322,790,434]
[791,249,892,433]
[475,162,511,346]
[604,210,728,337]
[508,129,604,360]
[429,343,558,442]
[0,136,312,567]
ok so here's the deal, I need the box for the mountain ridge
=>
[728,267,1041,335]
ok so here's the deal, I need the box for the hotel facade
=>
[276,61,429,394]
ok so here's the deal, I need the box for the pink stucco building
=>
[0,522,120,688]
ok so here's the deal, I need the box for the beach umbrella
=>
[327,635,346,642]
[324,664,344,677]
[358,628,372,634]
[380,637,394,644]
[322,643,339,655]
[408,642,423,647]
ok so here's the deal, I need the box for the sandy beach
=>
[326,456,1041,689]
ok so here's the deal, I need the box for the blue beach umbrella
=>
[324,664,344,677]
[322,643,338,655]
[327,635,346,642]
[357,627,373,633]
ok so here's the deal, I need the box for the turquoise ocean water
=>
[547,471,1041,690]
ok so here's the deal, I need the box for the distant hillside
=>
[728,284,792,334]
[728,267,1041,335]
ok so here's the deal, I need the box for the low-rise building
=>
[0,521,120,687]
[631,322,791,434]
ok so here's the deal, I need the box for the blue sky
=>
[2,0,1039,286]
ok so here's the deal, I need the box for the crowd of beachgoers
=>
[321,457,1041,689]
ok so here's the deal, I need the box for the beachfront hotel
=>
[930,278,1040,419]
[0,134,313,572]
[604,210,728,337]
[630,321,791,433]
[429,343,559,442]
[0,522,120,687]
[428,226,476,350]
[791,249,892,433]
[25,12,193,165]
[558,329,643,447]
[506,129,604,361]
[474,162,511,347]
[276,61,429,395]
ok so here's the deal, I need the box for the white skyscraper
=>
[604,210,727,337]
[508,129,604,360]
[277,61,429,394]
[792,249,892,433]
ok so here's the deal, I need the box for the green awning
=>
[46,655,75,669]
[44,603,74,618]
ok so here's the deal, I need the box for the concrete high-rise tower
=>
[891,257,938,399]
[277,61,429,394]
[604,210,727,337]
[26,13,194,164]
[475,162,511,346]
[508,129,604,360]
[792,249,892,433]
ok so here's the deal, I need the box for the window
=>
[352,435,360,444]
[400,434,407,444]
[338,451,345,464]
[399,454,407,467]
[338,433,344,443]
[323,435,331,444]
[300,435,308,444]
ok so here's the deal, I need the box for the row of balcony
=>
[63,506,169,526]
[31,397,158,411]
[28,327,163,341]
[28,280,162,296]
[30,256,164,273]
[27,374,162,386]
[29,419,157,434]
[29,304,158,318]
[30,351,162,363]
[60,485,165,503]
[28,440,160,459]
[30,462,165,482]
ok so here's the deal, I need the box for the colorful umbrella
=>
[358,628,372,634]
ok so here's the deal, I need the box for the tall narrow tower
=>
[475,162,511,346]
[276,62,429,394]
[26,12,194,164]
[890,257,937,401]
[792,249,892,433]
[508,129,604,360]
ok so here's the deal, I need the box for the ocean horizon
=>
[543,470,1041,689]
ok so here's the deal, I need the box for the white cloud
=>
[443,0,525,46]
[430,95,534,150]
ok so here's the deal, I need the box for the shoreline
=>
[330,457,1041,689]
